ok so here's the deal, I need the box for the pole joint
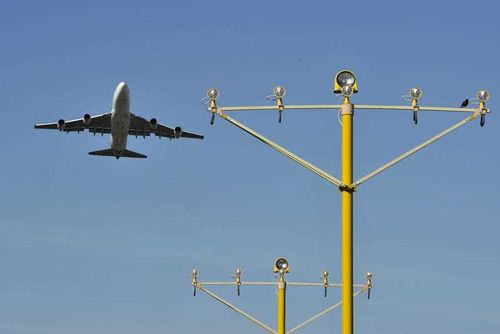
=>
[277,97,285,123]
[412,98,420,124]
[339,184,356,193]
[479,101,488,127]
[341,103,354,115]
[209,100,218,125]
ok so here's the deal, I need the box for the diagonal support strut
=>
[286,287,368,334]
[353,112,481,187]
[214,110,345,188]
[197,284,277,334]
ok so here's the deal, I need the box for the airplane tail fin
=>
[88,149,147,159]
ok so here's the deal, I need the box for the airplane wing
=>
[129,114,204,140]
[34,113,112,134]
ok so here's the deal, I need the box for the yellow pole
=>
[277,276,286,334]
[341,98,354,334]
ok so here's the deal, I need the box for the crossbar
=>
[211,105,483,113]
[198,281,366,288]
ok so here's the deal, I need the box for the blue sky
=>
[0,0,499,333]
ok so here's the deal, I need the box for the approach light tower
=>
[201,71,490,334]
[191,259,372,334]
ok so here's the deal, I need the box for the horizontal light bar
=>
[198,281,367,288]
[209,104,486,113]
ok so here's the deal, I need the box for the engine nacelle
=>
[174,126,182,139]
[57,119,65,131]
[150,118,158,130]
[83,114,91,127]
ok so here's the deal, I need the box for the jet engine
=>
[174,126,182,138]
[150,118,158,130]
[83,113,91,127]
[57,119,65,131]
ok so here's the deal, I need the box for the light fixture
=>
[273,86,286,98]
[408,87,423,125]
[366,272,373,299]
[205,88,220,125]
[207,88,220,100]
[336,71,355,86]
[234,268,242,296]
[409,87,423,99]
[274,258,290,273]
[322,271,330,297]
[334,70,358,94]
[477,90,489,127]
[477,90,489,102]
[268,86,286,123]
[341,85,354,97]
[191,268,199,296]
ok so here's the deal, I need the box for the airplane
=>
[34,82,204,159]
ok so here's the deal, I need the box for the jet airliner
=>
[35,82,204,159]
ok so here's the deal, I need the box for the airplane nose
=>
[113,82,130,109]
[114,82,129,100]
[118,82,128,94]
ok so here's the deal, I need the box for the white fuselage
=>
[110,82,131,156]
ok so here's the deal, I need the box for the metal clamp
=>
[210,100,217,125]
[480,101,487,127]
[277,97,284,123]
[232,268,242,296]
[412,98,420,125]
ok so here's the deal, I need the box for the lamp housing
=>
[334,70,358,94]
[273,257,290,273]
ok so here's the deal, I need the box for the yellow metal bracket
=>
[209,103,488,191]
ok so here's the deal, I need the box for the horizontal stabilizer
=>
[88,148,147,159]
[121,149,147,158]
[88,149,115,157]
